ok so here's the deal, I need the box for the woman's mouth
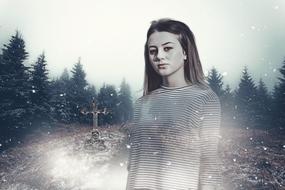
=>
[158,63,168,69]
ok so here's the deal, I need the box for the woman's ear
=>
[183,51,187,60]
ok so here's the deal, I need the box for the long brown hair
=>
[143,18,209,96]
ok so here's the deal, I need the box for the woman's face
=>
[147,31,187,78]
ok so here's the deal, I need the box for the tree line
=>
[207,64,285,130]
[0,31,133,148]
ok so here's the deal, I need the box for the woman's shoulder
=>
[199,87,221,108]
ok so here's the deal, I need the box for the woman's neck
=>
[161,77,191,88]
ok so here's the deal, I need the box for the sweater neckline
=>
[159,84,196,90]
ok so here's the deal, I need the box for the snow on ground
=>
[0,122,284,190]
[0,124,129,190]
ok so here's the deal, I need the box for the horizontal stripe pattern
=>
[126,84,223,190]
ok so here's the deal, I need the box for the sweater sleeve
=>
[199,91,223,190]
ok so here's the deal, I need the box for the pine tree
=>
[30,53,52,124]
[207,67,224,97]
[272,58,285,129]
[97,84,119,126]
[220,84,235,124]
[255,79,271,128]
[50,69,72,123]
[69,58,88,122]
[235,66,258,128]
[117,78,133,123]
[0,31,30,143]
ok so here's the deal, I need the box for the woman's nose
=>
[156,49,165,60]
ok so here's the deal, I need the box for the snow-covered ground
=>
[0,124,129,190]
[0,123,284,190]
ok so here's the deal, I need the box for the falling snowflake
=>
[233,158,237,162]
[120,163,124,167]
[32,90,36,93]
[166,161,172,166]
[126,144,131,149]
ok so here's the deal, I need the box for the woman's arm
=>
[199,92,223,190]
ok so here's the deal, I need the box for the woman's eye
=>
[164,47,172,51]
[149,49,157,55]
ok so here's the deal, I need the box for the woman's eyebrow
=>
[149,42,175,48]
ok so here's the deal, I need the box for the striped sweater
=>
[126,84,223,190]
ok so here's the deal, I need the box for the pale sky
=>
[0,0,284,99]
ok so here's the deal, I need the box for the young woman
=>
[126,18,223,190]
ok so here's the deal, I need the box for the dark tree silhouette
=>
[117,78,133,123]
[50,69,72,123]
[272,58,285,130]
[254,79,271,128]
[0,31,30,145]
[207,67,224,97]
[220,84,235,124]
[30,53,52,124]
[97,84,119,126]
[69,58,88,122]
[235,66,258,128]
[0,31,31,131]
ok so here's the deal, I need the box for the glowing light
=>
[49,148,110,189]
